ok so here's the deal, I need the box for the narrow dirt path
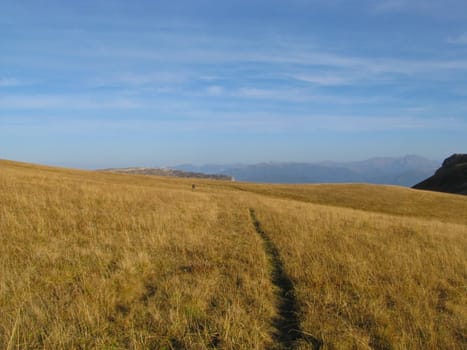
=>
[249,209,322,350]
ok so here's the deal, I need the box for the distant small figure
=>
[192,184,196,191]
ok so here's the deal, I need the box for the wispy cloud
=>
[2,113,465,133]
[91,72,189,87]
[235,87,295,100]
[369,0,467,18]
[371,0,407,13]
[221,86,391,105]
[78,43,467,78]
[205,85,224,96]
[447,33,467,45]
[0,95,142,109]
[290,73,353,86]
[0,78,22,87]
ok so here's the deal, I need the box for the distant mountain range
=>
[173,155,440,187]
[413,154,467,195]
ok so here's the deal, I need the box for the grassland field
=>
[1,159,466,349]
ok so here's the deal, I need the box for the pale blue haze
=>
[1,0,467,168]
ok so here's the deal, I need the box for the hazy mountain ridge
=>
[173,155,439,186]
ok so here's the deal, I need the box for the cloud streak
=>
[447,33,467,45]
[0,95,143,110]
[0,78,22,87]
[2,112,466,134]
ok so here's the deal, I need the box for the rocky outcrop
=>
[413,154,467,195]
[440,154,467,169]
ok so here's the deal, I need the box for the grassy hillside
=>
[253,199,466,349]
[222,182,467,225]
[1,159,466,349]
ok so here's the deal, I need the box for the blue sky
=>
[1,0,467,168]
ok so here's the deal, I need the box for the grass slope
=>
[1,159,466,349]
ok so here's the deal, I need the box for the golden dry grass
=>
[221,182,467,225]
[0,160,276,349]
[253,199,467,349]
[1,159,466,349]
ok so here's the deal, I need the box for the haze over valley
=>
[172,154,439,186]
